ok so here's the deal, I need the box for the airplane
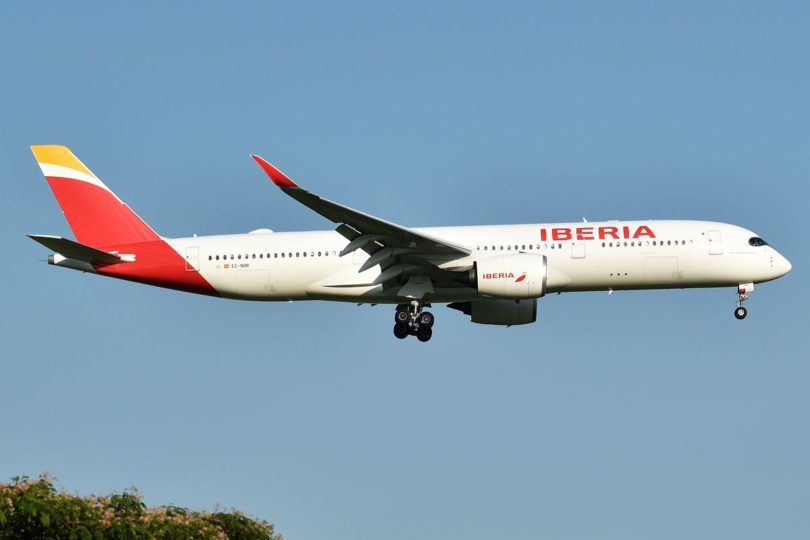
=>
[28,145,791,342]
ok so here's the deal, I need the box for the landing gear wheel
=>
[416,327,433,342]
[392,302,436,341]
[393,323,410,339]
[734,306,747,320]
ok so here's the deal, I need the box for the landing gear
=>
[393,323,410,339]
[392,301,435,342]
[418,311,435,329]
[734,283,753,320]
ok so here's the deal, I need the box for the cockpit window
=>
[749,237,768,247]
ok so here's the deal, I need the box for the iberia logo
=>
[514,272,527,283]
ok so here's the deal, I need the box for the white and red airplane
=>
[29,145,791,342]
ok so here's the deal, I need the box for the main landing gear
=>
[393,301,435,342]
[734,283,753,320]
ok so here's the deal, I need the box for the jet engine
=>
[448,299,537,325]
[466,254,547,299]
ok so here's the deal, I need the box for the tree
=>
[0,474,282,540]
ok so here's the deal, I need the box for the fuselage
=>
[92,219,791,303]
[30,145,793,340]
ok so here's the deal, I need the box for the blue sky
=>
[1,1,808,539]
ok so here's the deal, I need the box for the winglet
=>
[251,154,298,188]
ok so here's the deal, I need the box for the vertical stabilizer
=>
[31,145,160,247]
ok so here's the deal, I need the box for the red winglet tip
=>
[251,154,297,188]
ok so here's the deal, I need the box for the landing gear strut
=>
[393,301,435,342]
[734,283,753,320]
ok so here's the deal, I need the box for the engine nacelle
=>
[469,254,547,299]
[448,299,537,325]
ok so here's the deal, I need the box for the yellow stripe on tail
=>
[30,145,97,178]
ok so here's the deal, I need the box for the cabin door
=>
[571,241,586,259]
[185,247,200,271]
[707,230,723,255]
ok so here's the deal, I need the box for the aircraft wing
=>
[251,155,472,296]
[251,155,471,258]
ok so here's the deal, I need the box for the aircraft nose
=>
[775,252,792,277]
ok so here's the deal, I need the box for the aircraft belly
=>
[202,264,315,300]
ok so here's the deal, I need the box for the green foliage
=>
[0,474,282,540]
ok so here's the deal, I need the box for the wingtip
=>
[251,154,298,188]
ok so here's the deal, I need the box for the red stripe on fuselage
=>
[46,176,160,247]
[94,240,218,297]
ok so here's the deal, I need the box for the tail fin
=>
[31,145,160,248]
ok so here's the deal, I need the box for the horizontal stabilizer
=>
[28,234,123,265]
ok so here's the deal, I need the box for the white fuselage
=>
[166,220,791,303]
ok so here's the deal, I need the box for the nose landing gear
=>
[734,283,754,320]
[393,301,435,342]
